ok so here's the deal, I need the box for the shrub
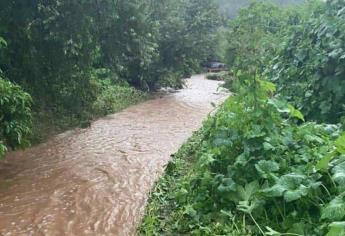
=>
[0,78,32,158]
[206,71,229,81]
[222,2,291,74]
[270,0,345,123]
[154,71,186,90]
[92,78,147,116]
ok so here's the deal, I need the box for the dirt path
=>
[0,75,227,236]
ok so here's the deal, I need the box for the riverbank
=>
[29,84,148,144]
[138,127,207,235]
[138,73,345,236]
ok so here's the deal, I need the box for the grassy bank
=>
[138,102,250,236]
[30,83,148,144]
[138,126,209,235]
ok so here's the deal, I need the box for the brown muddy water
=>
[0,75,227,236]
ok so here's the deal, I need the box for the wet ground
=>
[0,75,227,236]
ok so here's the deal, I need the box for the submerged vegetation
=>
[140,0,345,235]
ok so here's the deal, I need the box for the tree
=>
[0,37,32,158]
[150,0,221,80]
[221,2,289,73]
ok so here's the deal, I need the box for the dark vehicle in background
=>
[204,61,227,72]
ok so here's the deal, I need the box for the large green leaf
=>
[262,173,312,202]
[0,37,6,48]
[326,221,345,236]
[288,104,305,122]
[336,133,345,154]
[333,161,345,188]
[217,178,237,193]
[237,180,260,202]
[268,98,289,113]
[316,151,336,172]
[322,196,345,221]
[255,160,279,178]
[326,222,345,236]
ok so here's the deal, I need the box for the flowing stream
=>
[0,75,227,236]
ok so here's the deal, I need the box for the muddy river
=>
[0,75,227,236]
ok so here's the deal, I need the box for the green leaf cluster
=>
[0,78,32,158]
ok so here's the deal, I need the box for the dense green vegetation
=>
[141,75,345,235]
[0,0,220,157]
[140,0,345,235]
[216,0,304,19]
[206,71,230,81]
[219,2,292,72]
[269,1,345,123]
[219,0,345,123]
[0,37,32,157]
[0,77,32,158]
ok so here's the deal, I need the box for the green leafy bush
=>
[269,0,345,123]
[221,2,292,74]
[0,79,32,158]
[140,74,345,235]
[206,71,229,81]
[28,69,148,144]
[92,78,147,116]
